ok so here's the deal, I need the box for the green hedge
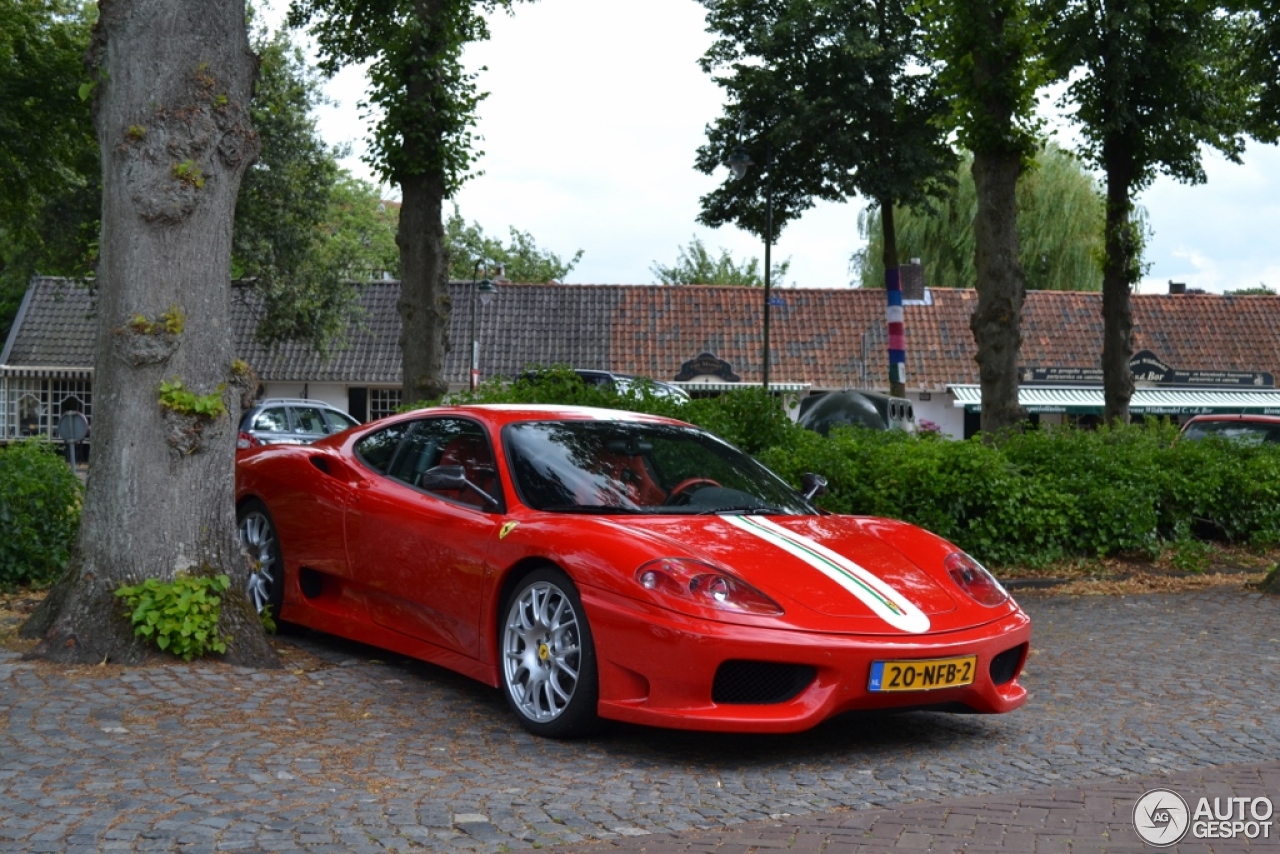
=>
[445,374,1280,568]
[0,440,83,589]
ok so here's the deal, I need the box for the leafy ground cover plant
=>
[115,573,230,660]
[0,440,82,589]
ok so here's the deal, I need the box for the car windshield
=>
[1182,420,1280,445]
[503,419,815,515]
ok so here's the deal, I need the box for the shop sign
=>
[1022,350,1273,388]
[675,352,741,383]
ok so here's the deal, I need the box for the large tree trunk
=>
[21,0,277,667]
[1101,143,1137,425]
[969,150,1027,435]
[397,170,451,405]
[397,0,452,406]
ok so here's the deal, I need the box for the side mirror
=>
[420,465,500,510]
[420,464,468,490]
[801,472,828,500]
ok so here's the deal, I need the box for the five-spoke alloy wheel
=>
[501,567,599,738]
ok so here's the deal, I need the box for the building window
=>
[368,388,401,421]
[2,378,93,439]
[52,380,93,435]
[9,381,48,438]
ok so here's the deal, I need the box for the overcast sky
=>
[286,0,1280,295]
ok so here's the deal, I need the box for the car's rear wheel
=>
[500,567,599,738]
[237,500,284,619]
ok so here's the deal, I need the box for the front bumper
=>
[584,588,1031,733]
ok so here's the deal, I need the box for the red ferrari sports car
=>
[236,404,1030,738]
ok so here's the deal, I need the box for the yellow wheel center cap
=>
[538,642,550,661]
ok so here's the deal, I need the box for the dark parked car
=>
[237,398,360,450]
[798,390,917,436]
[521,369,691,403]
[1178,413,1280,444]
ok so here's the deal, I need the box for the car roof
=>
[1181,413,1280,426]
[388,403,691,428]
[251,398,343,408]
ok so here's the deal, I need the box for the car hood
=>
[590,514,983,636]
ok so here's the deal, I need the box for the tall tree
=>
[855,144,1122,292]
[1043,0,1251,424]
[924,0,1046,435]
[1238,0,1280,141]
[291,0,519,404]
[234,21,362,354]
[445,206,583,283]
[0,0,98,339]
[0,8,392,350]
[22,0,277,665]
[695,0,957,395]
[650,236,790,287]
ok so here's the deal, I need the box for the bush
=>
[767,421,1280,568]
[0,440,83,589]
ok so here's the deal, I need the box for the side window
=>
[387,418,497,507]
[252,407,289,433]
[354,422,413,474]
[291,406,328,434]
[323,409,359,434]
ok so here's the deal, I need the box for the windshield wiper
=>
[541,504,657,515]
[696,505,788,516]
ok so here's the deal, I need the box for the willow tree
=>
[1043,0,1251,424]
[290,0,520,405]
[695,0,957,396]
[22,0,278,665]
[855,144,1118,291]
[923,0,1046,435]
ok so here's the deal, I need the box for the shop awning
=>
[0,365,94,379]
[948,384,1280,416]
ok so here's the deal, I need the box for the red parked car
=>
[236,404,1031,737]
[1179,413,1280,444]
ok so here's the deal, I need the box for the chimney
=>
[1168,280,1186,295]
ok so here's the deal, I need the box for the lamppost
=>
[469,261,498,390]
[727,142,774,393]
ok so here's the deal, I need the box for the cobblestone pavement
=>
[1,588,1277,853]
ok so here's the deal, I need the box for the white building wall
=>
[910,393,966,439]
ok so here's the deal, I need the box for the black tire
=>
[500,566,600,738]
[236,499,285,621]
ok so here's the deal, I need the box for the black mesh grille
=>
[712,660,816,705]
[989,644,1027,686]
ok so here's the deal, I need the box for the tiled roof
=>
[6,277,1280,391]
[0,278,98,369]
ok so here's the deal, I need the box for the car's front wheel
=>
[237,499,284,619]
[500,567,599,738]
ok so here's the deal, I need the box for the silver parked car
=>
[237,398,360,450]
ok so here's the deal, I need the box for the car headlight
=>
[635,558,784,616]
[945,552,1009,607]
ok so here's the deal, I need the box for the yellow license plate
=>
[869,655,977,692]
